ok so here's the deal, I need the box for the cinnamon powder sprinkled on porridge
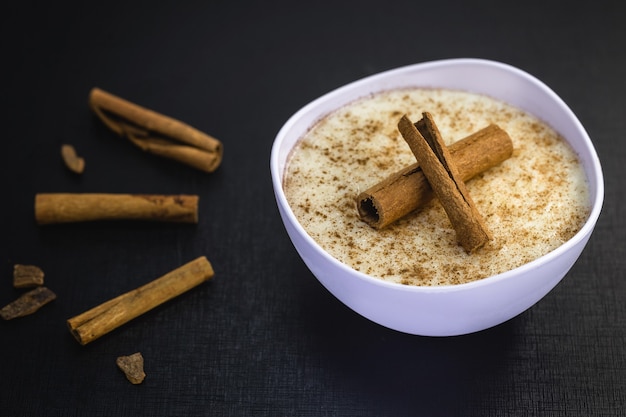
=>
[283,88,590,286]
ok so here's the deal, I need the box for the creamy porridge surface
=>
[283,88,590,286]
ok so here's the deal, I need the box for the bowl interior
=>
[271,58,603,263]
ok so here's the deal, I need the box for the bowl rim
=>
[270,57,605,293]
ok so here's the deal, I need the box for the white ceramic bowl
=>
[270,58,604,336]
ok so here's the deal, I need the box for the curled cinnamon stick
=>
[67,256,214,345]
[35,193,198,225]
[358,124,512,229]
[398,113,492,253]
[89,88,223,173]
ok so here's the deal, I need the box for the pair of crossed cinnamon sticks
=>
[358,113,513,253]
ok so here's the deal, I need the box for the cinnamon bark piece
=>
[398,113,492,253]
[358,124,512,228]
[116,353,146,384]
[35,193,199,224]
[13,264,45,288]
[61,144,85,174]
[67,256,214,345]
[89,87,222,173]
[0,287,57,320]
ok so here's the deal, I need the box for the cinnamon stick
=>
[67,256,214,345]
[358,124,512,228]
[398,113,492,253]
[35,193,199,224]
[89,88,223,173]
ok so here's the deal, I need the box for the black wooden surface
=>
[1,1,624,416]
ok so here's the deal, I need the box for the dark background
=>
[1,1,624,416]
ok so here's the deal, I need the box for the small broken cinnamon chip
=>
[398,113,492,253]
[13,264,45,288]
[116,352,146,384]
[61,144,85,174]
[0,287,57,320]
